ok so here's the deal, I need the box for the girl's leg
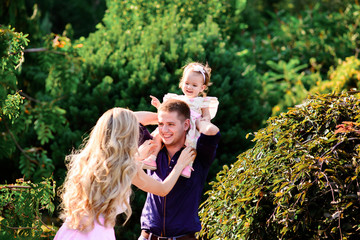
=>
[142,131,161,170]
[181,137,196,178]
[181,161,194,178]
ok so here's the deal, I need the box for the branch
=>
[320,137,359,158]
[4,121,38,165]
[19,91,41,103]
[36,210,56,232]
[23,47,66,55]
[321,172,343,240]
[23,47,47,53]
[19,91,66,104]
[0,223,37,230]
[0,185,31,190]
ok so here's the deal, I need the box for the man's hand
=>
[176,147,196,169]
[136,140,157,161]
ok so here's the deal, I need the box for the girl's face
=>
[181,70,206,98]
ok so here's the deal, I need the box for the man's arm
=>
[195,120,220,167]
[196,119,219,136]
[134,111,158,126]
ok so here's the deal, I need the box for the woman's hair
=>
[179,62,212,96]
[58,108,139,231]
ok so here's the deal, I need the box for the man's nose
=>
[162,125,169,131]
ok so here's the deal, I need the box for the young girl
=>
[54,108,195,240]
[143,62,218,178]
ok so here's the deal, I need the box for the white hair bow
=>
[192,65,206,83]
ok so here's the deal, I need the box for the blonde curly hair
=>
[58,108,139,231]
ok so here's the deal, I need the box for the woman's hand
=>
[136,140,157,161]
[150,95,161,109]
[176,147,196,169]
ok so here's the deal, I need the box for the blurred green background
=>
[2,0,360,239]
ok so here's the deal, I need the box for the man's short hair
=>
[158,99,191,121]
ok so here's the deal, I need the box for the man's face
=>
[158,111,189,147]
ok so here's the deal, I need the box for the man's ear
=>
[184,119,190,131]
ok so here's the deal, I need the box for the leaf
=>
[275,192,284,197]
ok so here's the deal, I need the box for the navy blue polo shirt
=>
[139,125,220,237]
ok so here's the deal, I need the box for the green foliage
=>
[4,1,360,239]
[241,3,360,115]
[1,92,24,123]
[262,59,311,116]
[19,148,55,182]
[200,92,360,239]
[0,26,29,71]
[0,25,67,183]
[311,56,360,94]
[0,178,56,239]
[0,26,28,123]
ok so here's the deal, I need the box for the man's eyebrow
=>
[158,121,175,124]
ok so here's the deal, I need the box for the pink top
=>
[54,215,115,240]
[54,200,127,240]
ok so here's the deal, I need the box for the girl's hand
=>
[150,95,161,109]
[136,140,157,161]
[176,147,196,169]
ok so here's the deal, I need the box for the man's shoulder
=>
[197,131,221,144]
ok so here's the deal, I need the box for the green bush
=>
[311,56,360,94]
[199,91,360,239]
[0,178,56,240]
[239,3,360,115]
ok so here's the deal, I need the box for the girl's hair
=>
[58,108,139,231]
[179,62,212,96]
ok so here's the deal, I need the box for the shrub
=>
[200,91,360,240]
[311,56,360,94]
[0,178,56,239]
[240,3,360,115]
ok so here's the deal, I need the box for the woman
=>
[54,108,195,239]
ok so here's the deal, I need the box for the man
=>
[136,99,220,240]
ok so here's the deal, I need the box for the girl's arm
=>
[132,147,196,196]
[201,107,211,122]
[150,95,161,109]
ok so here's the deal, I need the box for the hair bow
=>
[192,65,206,83]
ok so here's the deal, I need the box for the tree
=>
[199,91,360,239]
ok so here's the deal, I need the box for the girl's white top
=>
[163,93,219,148]
[163,93,219,119]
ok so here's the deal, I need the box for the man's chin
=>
[161,137,172,145]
